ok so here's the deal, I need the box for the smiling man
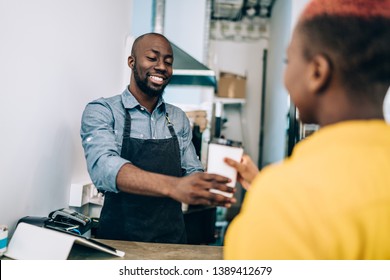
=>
[80,33,235,243]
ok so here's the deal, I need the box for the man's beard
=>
[133,64,168,97]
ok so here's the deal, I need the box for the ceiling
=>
[211,0,276,21]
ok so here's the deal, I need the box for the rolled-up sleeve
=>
[80,100,129,192]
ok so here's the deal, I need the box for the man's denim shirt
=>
[80,87,204,193]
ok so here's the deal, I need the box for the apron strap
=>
[165,113,177,138]
[123,109,131,138]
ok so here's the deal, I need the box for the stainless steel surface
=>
[203,0,212,64]
[152,0,165,34]
[170,43,217,89]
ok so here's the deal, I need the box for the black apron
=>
[96,108,186,244]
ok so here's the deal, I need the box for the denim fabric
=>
[80,87,203,192]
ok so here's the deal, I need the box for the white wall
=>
[131,0,153,37]
[165,0,207,62]
[261,0,292,166]
[291,0,310,31]
[0,0,132,233]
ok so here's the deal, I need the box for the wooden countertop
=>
[68,239,223,260]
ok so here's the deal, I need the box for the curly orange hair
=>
[296,0,390,98]
[301,0,390,20]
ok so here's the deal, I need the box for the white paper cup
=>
[207,141,243,197]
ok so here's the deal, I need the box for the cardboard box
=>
[217,72,246,99]
[185,110,208,132]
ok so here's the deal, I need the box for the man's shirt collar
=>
[122,86,166,111]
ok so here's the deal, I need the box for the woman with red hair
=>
[224,0,390,259]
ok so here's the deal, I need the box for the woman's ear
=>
[308,54,332,94]
[128,56,135,69]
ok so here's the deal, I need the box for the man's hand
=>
[169,173,236,208]
[224,154,259,190]
[117,164,236,207]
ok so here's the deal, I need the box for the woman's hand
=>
[224,154,259,190]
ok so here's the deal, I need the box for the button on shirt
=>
[80,87,204,193]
